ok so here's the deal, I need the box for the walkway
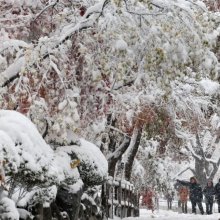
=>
[121,209,220,219]
[114,200,220,219]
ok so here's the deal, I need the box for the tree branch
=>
[34,0,59,21]
[176,166,196,178]
[1,0,110,88]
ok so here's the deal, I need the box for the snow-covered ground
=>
[122,209,220,220]
[115,200,220,220]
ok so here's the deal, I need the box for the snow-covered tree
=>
[0,110,107,219]
[0,0,219,218]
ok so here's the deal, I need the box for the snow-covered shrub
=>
[17,208,32,220]
[60,139,108,187]
[0,110,80,188]
[0,197,19,220]
[0,110,108,219]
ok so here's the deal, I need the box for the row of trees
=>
[0,0,219,219]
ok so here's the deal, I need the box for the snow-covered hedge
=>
[0,110,108,188]
[0,110,80,186]
[0,197,19,220]
[60,139,108,187]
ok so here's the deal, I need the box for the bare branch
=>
[123,0,167,16]
[34,0,59,21]
[107,136,131,161]
[176,166,196,178]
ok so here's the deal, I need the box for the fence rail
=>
[105,177,139,219]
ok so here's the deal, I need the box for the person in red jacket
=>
[142,187,154,213]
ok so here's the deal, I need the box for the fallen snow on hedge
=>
[0,110,108,189]
[61,139,108,186]
[0,110,79,185]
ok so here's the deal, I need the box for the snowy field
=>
[122,209,220,220]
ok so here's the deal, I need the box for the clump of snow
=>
[0,110,80,186]
[210,114,220,129]
[114,38,128,51]
[69,179,84,194]
[92,119,106,134]
[83,2,103,18]
[51,148,80,184]
[132,159,145,177]
[17,208,32,220]
[61,139,108,186]
[0,57,25,86]
[78,138,108,180]
[0,197,19,220]
[126,109,134,126]
[0,110,53,176]
[58,100,68,110]
[199,78,219,95]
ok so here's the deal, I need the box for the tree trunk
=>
[32,203,43,220]
[56,185,83,220]
[108,136,131,177]
[195,159,205,187]
[101,183,108,219]
[51,202,64,220]
[124,128,142,181]
[43,207,52,220]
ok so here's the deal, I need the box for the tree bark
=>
[32,203,43,220]
[195,158,206,187]
[124,128,142,181]
[108,136,131,177]
[43,207,52,220]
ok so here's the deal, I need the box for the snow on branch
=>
[106,125,129,137]
[186,142,202,161]
[124,0,168,16]
[175,130,202,160]
[83,1,106,18]
[0,39,30,53]
[59,20,93,43]
[122,128,139,164]
[107,136,130,160]
[175,165,196,178]
[59,0,109,43]
[205,157,219,165]
[0,57,25,87]
[34,0,59,21]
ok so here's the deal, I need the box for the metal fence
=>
[105,178,139,219]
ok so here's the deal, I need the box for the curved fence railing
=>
[104,177,140,219]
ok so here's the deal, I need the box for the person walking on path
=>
[203,180,215,214]
[177,177,204,214]
[214,178,220,213]
[154,190,159,210]
[179,186,188,213]
[142,187,155,213]
[165,190,174,210]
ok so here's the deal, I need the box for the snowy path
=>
[122,209,220,220]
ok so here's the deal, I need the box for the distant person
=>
[174,181,182,210]
[179,186,188,213]
[154,190,159,210]
[203,180,215,214]
[142,187,154,213]
[214,178,220,213]
[165,190,174,210]
[177,177,204,214]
